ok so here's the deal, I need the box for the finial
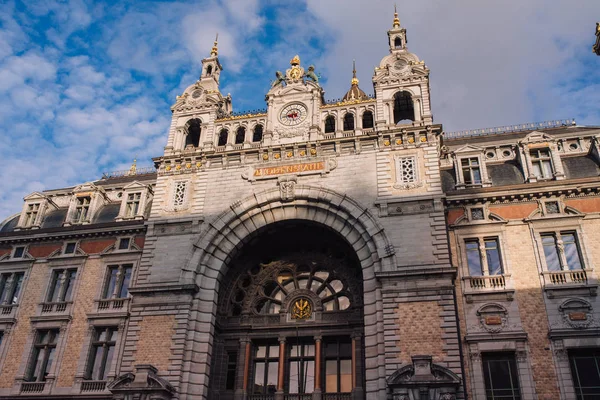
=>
[290,55,300,66]
[351,60,359,86]
[128,158,137,176]
[210,33,219,57]
[393,4,400,28]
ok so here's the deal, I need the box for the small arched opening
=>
[217,129,228,146]
[252,125,263,142]
[343,113,355,131]
[206,65,213,76]
[184,118,202,147]
[393,91,415,124]
[324,115,336,133]
[362,111,374,129]
[235,127,246,144]
[394,37,402,49]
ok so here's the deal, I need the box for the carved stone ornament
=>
[108,364,175,400]
[278,176,297,202]
[558,298,595,329]
[477,303,508,333]
[388,356,460,400]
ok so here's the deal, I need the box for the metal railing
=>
[467,275,506,290]
[543,269,587,285]
[81,380,107,392]
[284,395,312,400]
[444,119,575,139]
[102,166,156,179]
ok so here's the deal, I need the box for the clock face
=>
[279,103,308,126]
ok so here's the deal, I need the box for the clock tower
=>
[264,55,324,145]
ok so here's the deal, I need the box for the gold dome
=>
[342,61,368,102]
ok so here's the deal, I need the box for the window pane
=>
[119,267,132,298]
[0,275,7,302]
[542,235,561,271]
[253,361,265,393]
[340,359,352,392]
[30,348,43,381]
[47,272,61,303]
[91,346,104,380]
[482,353,521,400]
[542,160,553,178]
[472,167,482,183]
[485,239,503,275]
[562,233,583,270]
[466,241,483,276]
[570,350,600,398]
[43,347,55,380]
[325,360,338,392]
[266,361,278,394]
[104,268,118,299]
[102,344,115,380]
[11,273,24,304]
[63,270,77,301]
[532,162,542,178]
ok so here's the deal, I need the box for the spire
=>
[393,4,400,28]
[351,60,359,86]
[210,33,219,57]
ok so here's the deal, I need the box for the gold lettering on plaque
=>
[291,298,312,320]
[254,162,325,177]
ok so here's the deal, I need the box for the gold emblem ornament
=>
[291,298,312,320]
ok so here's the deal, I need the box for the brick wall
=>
[133,315,176,372]
[396,300,445,363]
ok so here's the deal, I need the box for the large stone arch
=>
[178,185,396,399]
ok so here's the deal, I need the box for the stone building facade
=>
[0,10,599,400]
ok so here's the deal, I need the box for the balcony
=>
[463,275,514,303]
[80,380,107,392]
[94,297,130,314]
[542,269,597,297]
[38,301,72,316]
[248,394,351,400]
[0,303,17,319]
[20,382,46,394]
[543,269,587,285]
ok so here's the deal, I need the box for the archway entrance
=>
[209,220,365,400]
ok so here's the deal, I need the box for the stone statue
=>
[305,65,319,83]
[271,71,285,87]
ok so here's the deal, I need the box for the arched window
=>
[253,125,263,142]
[207,65,213,76]
[217,129,228,146]
[235,127,246,144]
[393,91,415,124]
[324,115,335,133]
[211,221,365,397]
[362,111,374,129]
[343,113,354,131]
[394,37,402,49]
[184,118,202,148]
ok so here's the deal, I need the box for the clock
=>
[279,103,308,126]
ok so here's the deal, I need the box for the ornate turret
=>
[387,5,407,52]
[342,60,368,101]
[200,33,223,84]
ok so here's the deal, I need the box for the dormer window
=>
[12,246,25,259]
[23,203,40,227]
[461,158,482,185]
[63,242,77,255]
[530,149,553,179]
[117,238,131,251]
[125,193,141,218]
[74,197,91,223]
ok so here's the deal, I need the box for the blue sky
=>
[1,0,599,219]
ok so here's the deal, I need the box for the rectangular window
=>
[570,349,600,399]
[530,149,553,179]
[541,232,584,271]
[13,246,25,259]
[64,242,77,255]
[465,238,503,276]
[125,193,141,217]
[225,351,238,390]
[173,182,187,207]
[461,157,482,184]
[324,338,352,393]
[289,342,315,394]
[46,269,77,303]
[74,196,91,223]
[0,272,24,304]
[482,352,521,400]
[85,327,117,381]
[118,238,131,251]
[253,344,278,394]
[397,156,417,184]
[27,329,59,382]
[102,265,133,299]
[24,203,40,227]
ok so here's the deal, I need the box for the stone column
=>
[235,338,251,400]
[313,336,322,400]
[351,333,364,400]
[275,337,286,400]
